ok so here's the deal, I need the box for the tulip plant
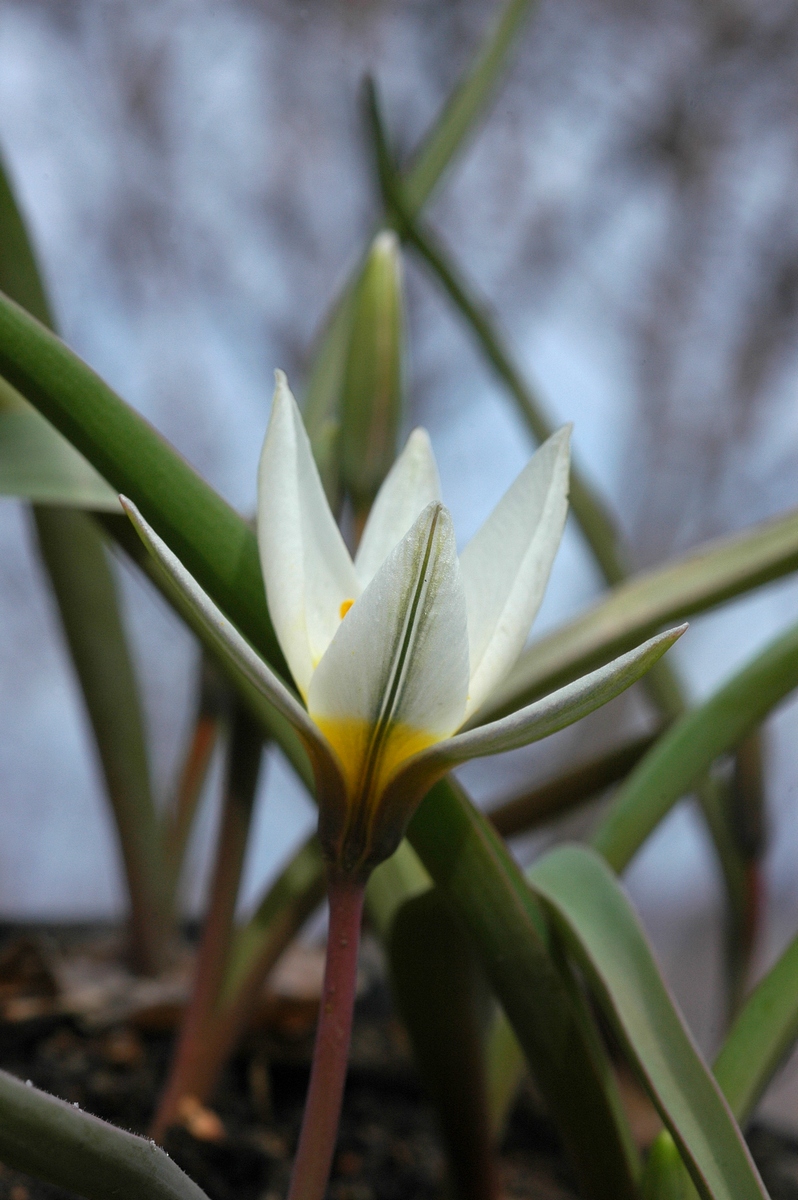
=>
[2,3,798,1200]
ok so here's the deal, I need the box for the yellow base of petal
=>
[313,715,439,803]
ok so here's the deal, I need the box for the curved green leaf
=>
[390,887,496,1200]
[0,288,283,669]
[408,778,640,1200]
[0,376,118,507]
[528,845,767,1200]
[593,617,798,871]
[302,0,534,478]
[0,155,117,508]
[33,506,167,972]
[713,927,798,1124]
[0,1069,209,1200]
[403,0,535,211]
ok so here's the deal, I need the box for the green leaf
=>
[641,1132,700,1200]
[407,778,640,1200]
[0,376,118,508]
[0,150,167,974]
[483,505,798,722]
[367,90,629,589]
[402,0,536,211]
[528,845,767,1200]
[0,1068,209,1200]
[366,838,431,939]
[484,1010,526,1142]
[33,507,167,973]
[300,0,534,482]
[488,731,659,839]
[0,289,283,669]
[713,926,798,1124]
[593,617,798,871]
[389,888,496,1200]
[0,155,117,508]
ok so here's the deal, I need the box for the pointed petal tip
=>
[406,426,432,452]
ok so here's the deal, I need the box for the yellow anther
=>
[339,598,354,620]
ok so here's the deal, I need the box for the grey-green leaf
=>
[0,1069,209,1200]
[528,845,767,1200]
[593,616,798,871]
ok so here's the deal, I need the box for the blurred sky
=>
[1,0,798,1120]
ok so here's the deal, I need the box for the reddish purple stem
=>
[287,873,365,1200]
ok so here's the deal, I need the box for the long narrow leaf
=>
[368,88,628,588]
[33,507,168,973]
[0,376,118,507]
[302,0,535,468]
[0,289,283,668]
[713,928,798,1124]
[528,845,767,1200]
[402,0,536,210]
[489,732,659,839]
[0,153,167,973]
[390,888,496,1200]
[593,617,798,871]
[407,778,640,1200]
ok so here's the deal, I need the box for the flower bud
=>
[340,230,404,516]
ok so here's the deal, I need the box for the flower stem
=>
[287,873,365,1200]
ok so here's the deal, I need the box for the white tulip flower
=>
[122,372,683,879]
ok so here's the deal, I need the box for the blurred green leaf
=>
[0,150,167,973]
[0,376,118,508]
[529,845,767,1200]
[402,0,536,210]
[593,618,798,872]
[641,1132,700,1200]
[484,1010,526,1143]
[368,86,629,588]
[713,926,798,1124]
[33,507,167,972]
[301,0,535,486]
[390,888,496,1200]
[0,155,117,508]
[488,732,659,839]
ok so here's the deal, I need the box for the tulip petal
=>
[308,502,469,803]
[354,428,442,587]
[383,626,687,818]
[120,497,342,788]
[460,426,571,721]
[257,372,359,697]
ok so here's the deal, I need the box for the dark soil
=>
[0,929,794,1200]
